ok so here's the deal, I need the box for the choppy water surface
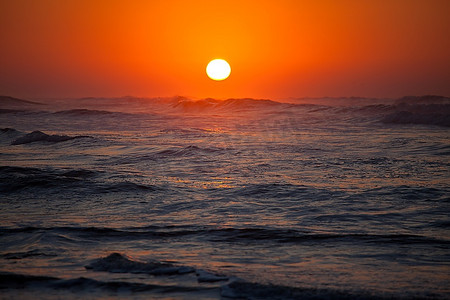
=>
[0,96,449,299]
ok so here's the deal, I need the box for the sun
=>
[206,59,231,81]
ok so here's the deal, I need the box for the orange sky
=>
[0,0,449,100]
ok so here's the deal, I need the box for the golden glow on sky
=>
[0,0,449,99]
[206,59,231,81]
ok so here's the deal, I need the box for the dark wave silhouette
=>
[0,108,28,114]
[86,253,195,275]
[0,95,43,106]
[0,166,97,193]
[394,95,450,105]
[0,127,22,138]
[0,166,168,194]
[53,109,118,116]
[0,272,214,294]
[2,225,446,246]
[11,130,92,145]
[381,111,450,127]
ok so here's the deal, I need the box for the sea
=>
[0,95,449,299]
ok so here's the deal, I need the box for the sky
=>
[0,0,449,100]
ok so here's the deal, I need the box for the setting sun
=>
[206,59,231,81]
[0,1,449,298]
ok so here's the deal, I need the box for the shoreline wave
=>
[1,225,447,246]
[1,259,444,299]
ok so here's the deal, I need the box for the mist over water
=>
[0,95,449,299]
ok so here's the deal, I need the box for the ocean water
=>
[0,95,449,299]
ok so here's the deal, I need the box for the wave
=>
[0,166,166,194]
[0,166,98,193]
[4,95,448,128]
[320,102,450,127]
[385,97,450,126]
[1,269,442,299]
[86,253,229,289]
[310,102,450,127]
[1,249,57,260]
[222,281,360,300]
[87,253,395,300]
[287,95,450,127]
[52,108,132,117]
[166,96,450,127]
[370,97,450,127]
[155,145,226,157]
[0,108,28,114]
[6,251,437,299]
[0,272,215,294]
[225,183,324,198]
[10,130,92,145]
[2,225,447,246]
[202,228,450,245]
[0,128,23,143]
[85,252,195,275]
[95,181,163,193]
[0,165,98,178]
[219,279,430,300]
[109,145,229,165]
[381,111,450,127]
[0,272,428,300]
[394,95,450,105]
[53,108,115,115]
[362,185,448,200]
[0,95,43,107]
[170,97,290,113]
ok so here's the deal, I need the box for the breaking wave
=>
[380,96,450,126]
[1,252,439,299]
[165,96,450,127]
[170,97,290,113]
[2,95,449,127]
[10,130,92,145]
